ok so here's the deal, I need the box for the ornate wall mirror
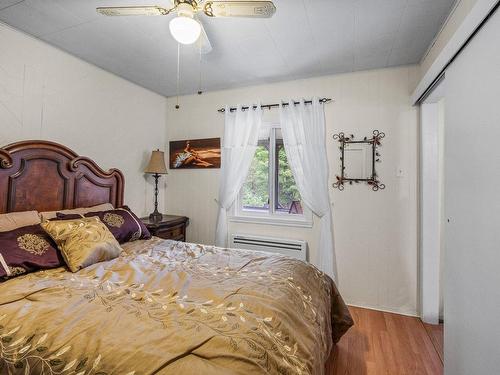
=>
[332,130,385,191]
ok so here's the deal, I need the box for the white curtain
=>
[215,104,263,247]
[280,98,337,281]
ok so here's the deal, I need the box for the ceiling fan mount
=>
[175,0,199,7]
[174,0,199,13]
[172,0,198,19]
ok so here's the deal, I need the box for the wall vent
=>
[230,234,307,261]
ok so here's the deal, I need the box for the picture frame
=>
[169,138,221,169]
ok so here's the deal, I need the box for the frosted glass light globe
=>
[169,15,201,45]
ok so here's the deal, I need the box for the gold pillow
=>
[41,217,122,272]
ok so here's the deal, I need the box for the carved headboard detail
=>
[0,140,124,213]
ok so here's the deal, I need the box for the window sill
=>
[229,215,313,228]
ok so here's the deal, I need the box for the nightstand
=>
[141,215,189,241]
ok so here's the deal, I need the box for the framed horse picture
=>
[169,138,221,169]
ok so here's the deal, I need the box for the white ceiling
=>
[0,0,455,97]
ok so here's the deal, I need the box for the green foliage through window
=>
[276,143,301,210]
[241,144,269,209]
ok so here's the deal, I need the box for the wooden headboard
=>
[0,140,124,213]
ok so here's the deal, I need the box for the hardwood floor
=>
[423,322,444,364]
[327,306,444,375]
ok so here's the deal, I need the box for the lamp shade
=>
[144,150,168,174]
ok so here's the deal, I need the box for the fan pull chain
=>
[175,42,180,109]
[198,37,203,95]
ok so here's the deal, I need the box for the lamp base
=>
[149,211,163,222]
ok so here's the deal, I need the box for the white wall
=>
[166,66,420,315]
[444,8,500,375]
[0,23,168,216]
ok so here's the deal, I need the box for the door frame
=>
[419,79,445,324]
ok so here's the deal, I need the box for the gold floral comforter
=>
[0,238,353,375]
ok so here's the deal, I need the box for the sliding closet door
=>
[444,8,500,375]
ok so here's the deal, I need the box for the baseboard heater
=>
[230,234,307,261]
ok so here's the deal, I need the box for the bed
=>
[0,140,353,375]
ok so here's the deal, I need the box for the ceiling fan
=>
[97,0,277,47]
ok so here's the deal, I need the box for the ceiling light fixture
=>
[169,3,201,45]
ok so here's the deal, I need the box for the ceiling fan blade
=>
[203,1,276,18]
[96,6,173,16]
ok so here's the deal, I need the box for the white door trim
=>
[419,79,446,324]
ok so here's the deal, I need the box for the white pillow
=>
[0,211,41,232]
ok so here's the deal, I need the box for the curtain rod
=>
[217,97,332,113]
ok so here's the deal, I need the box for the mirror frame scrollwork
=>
[332,130,385,191]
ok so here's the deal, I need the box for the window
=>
[232,124,312,227]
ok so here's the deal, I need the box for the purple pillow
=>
[56,206,151,244]
[0,224,64,279]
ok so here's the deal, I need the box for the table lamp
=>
[144,149,168,222]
